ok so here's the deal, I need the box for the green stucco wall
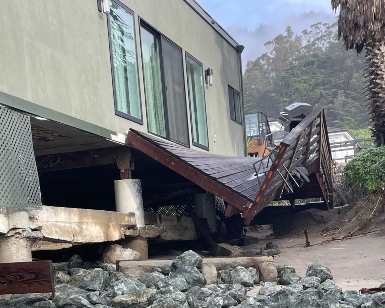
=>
[0,0,245,156]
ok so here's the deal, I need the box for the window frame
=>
[228,85,242,125]
[107,0,143,124]
[139,18,190,147]
[185,52,209,151]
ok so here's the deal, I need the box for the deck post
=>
[193,193,217,234]
[0,228,41,263]
[114,179,145,227]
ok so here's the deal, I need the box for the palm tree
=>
[332,0,385,145]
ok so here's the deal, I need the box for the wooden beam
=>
[34,142,118,157]
[36,147,116,172]
[242,145,288,225]
[0,261,54,295]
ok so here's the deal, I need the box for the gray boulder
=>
[68,254,84,269]
[166,275,190,291]
[154,286,187,304]
[318,279,342,293]
[247,267,260,284]
[69,268,108,291]
[172,265,206,287]
[371,292,385,307]
[186,286,212,307]
[258,281,277,297]
[53,262,69,273]
[278,269,302,285]
[236,297,263,307]
[342,290,370,307]
[232,266,255,287]
[138,271,168,289]
[306,262,333,283]
[171,250,202,270]
[149,297,189,308]
[218,266,255,287]
[290,288,320,308]
[9,294,53,308]
[111,288,156,308]
[208,283,247,304]
[108,277,147,298]
[53,284,93,308]
[300,276,321,289]
[54,271,71,285]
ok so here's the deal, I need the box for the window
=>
[186,54,208,149]
[228,85,242,124]
[108,0,142,122]
[140,22,189,146]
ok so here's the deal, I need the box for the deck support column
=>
[114,179,145,227]
[0,228,41,263]
[122,236,148,260]
[194,193,217,234]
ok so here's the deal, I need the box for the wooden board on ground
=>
[0,260,54,295]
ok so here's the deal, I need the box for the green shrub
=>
[343,146,385,198]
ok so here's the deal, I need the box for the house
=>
[0,0,246,261]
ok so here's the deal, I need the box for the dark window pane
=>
[109,1,141,120]
[228,86,235,121]
[186,55,208,148]
[229,85,242,124]
[140,27,166,137]
[234,89,242,124]
[161,37,189,146]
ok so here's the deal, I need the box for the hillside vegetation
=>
[244,22,370,130]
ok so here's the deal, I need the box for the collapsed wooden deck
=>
[127,107,333,226]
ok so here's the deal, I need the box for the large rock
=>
[111,288,156,308]
[300,276,321,290]
[247,267,260,284]
[208,283,247,304]
[306,262,333,283]
[166,275,190,291]
[172,265,206,287]
[9,294,53,308]
[52,284,93,308]
[69,268,108,291]
[258,281,277,297]
[342,290,370,307]
[103,244,141,263]
[108,277,147,298]
[219,266,254,287]
[171,250,203,270]
[138,272,168,289]
[371,292,385,307]
[277,265,301,285]
[237,297,263,307]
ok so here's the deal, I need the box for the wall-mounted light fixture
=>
[97,0,110,14]
[205,68,213,86]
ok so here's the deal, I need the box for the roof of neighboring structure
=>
[126,130,271,209]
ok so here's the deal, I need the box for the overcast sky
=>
[196,0,338,68]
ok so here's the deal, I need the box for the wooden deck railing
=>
[242,107,333,225]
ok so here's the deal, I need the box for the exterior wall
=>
[0,0,245,156]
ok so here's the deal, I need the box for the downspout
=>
[236,44,246,156]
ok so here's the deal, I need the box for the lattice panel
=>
[0,107,42,209]
[146,196,193,216]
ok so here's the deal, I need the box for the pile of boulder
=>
[0,250,384,307]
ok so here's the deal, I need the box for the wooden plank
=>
[0,261,54,295]
[127,131,251,210]
[243,145,288,225]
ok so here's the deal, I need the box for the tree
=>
[331,0,385,145]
